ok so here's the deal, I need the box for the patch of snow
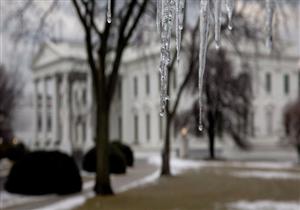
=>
[228,200,300,210]
[148,155,205,175]
[230,170,300,180]
[228,161,296,170]
[0,191,51,209]
[33,193,94,210]
[116,170,160,193]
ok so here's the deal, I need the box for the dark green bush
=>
[83,143,127,174]
[111,141,134,167]
[5,151,82,195]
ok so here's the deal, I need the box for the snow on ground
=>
[230,170,300,180]
[147,155,206,175]
[227,200,300,210]
[33,193,94,210]
[0,191,52,209]
[116,170,160,193]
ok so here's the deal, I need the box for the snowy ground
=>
[227,200,300,210]
[1,154,299,210]
[230,170,300,180]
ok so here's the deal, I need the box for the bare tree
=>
[70,0,149,195]
[176,49,252,160]
[283,100,300,162]
[3,0,150,195]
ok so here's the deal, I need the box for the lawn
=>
[75,162,300,210]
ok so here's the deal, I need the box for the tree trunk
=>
[208,111,216,160]
[94,87,113,195]
[161,115,172,176]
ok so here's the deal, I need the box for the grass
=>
[75,163,300,210]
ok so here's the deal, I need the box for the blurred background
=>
[0,0,299,210]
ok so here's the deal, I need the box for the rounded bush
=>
[111,141,134,167]
[82,143,127,174]
[5,151,82,195]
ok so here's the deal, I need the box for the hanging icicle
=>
[198,0,210,131]
[107,0,112,23]
[225,0,234,30]
[176,0,185,62]
[265,0,275,49]
[214,0,222,49]
[159,0,176,117]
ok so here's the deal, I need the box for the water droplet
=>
[160,111,165,117]
[198,124,203,131]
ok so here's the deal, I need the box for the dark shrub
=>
[111,141,134,167]
[6,143,28,162]
[0,140,28,161]
[83,143,127,174]
[5,151,82,195]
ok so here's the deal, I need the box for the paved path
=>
[1,158,158,210]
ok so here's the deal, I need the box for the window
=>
[265,73,272,93]
[118,116,122,140]
[266,109,273,135]
[134,76,138,97]
[134,115,139,144]
[47,113,52,132]
[38,113,42,132]
[146,114,151,141]
[284,74,290,95]
[146,74,150,95]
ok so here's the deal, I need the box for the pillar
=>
[42,77,48,146]
[62,73,72,154]
[52,74,59,146]
[33,79,39,149]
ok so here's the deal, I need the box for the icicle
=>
[214,0,222,49]
[176,0,185,63]
[176,0,180,62]
[225,0,234,30]
[159,0,176,117]
[265,0,275,49]
[198,0,210,131]
[107,0,112,23]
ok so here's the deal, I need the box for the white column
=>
[42,77,48,146]
[86,73,94,151]
[33,79,39,149]
[62,73,72,154]
[52,75,59,145]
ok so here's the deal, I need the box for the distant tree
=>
[175,49,252,160]
[283,100,300,162]
[0,65,23,141]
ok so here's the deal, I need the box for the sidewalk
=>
[1,157,159,210]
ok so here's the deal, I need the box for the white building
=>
[24,1,300,159]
